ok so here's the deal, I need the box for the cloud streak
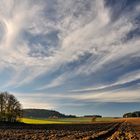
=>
[0,0,139,115]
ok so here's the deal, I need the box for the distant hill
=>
[123,111,140,118]
[23,109,76,119]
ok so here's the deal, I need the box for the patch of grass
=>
[21,117,115,124]
[95,117,115,122]
[47,117,93,123]
[21,118,67,124]
[21,117,93,124]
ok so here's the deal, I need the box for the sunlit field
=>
[21,117,115,124]
[21,118,67,124]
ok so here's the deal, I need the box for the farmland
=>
[0,118,139,139]
[124,118,140,139]
[0,122,121,140]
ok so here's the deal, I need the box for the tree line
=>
[0,92,22,122]
[123,111,140,118]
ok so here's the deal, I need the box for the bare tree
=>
[0,92,22,122]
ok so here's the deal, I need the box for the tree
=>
[123,113,132,118]
[0,92,22,122]
[123,111,140,118]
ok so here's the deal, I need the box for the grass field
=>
[21,118,67,124]
[21,117,115,124]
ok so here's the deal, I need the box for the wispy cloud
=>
[0,0,140,115]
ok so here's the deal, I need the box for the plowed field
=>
[0,118,140,140]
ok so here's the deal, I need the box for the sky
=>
[0,0,140,117]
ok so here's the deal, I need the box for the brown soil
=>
[0,122,120,140]
[125,118,140,139]
[0,119,140,140]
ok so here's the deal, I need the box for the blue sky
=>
[0,0,140,117]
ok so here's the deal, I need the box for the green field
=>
[21,118,67,124]
[21,117,115,124]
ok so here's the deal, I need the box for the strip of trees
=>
[123,111,140,118]
[0,92,22,122]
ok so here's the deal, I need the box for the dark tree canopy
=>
[0,92,22,122]
[123,111,140,118]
